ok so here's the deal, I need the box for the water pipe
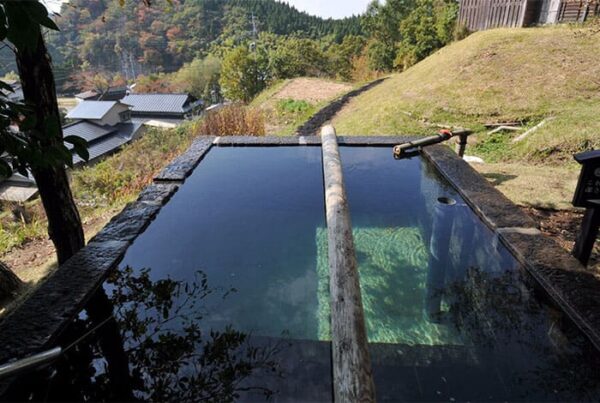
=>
[393,129,472,159]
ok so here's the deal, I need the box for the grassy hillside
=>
[333,26,600,165]
[251,78,353,135]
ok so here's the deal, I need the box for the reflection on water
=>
[339,146,600,402]
[3,268,290,402]
[2,147,333,402]
[117,147,328,340]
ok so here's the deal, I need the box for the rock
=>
[464,155,485,164]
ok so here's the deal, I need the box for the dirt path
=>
[274,78,352,103]
[295,78,387,136]
[2,207,122,284]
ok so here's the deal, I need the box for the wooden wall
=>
[458,0,600,31]
[557,0,600,22]
[458,0,531,31]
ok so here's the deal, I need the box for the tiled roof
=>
[66,101,122,120]
[63,121,115,143]
[121,93,191,114]
[98,87,128,101]
[72,123,144,165]
[74,90,99,100]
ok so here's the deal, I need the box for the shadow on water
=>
[2,267,291,402]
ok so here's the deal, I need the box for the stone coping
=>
[0,135,598,367]
[211,135,417,146]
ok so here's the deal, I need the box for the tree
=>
[5,268,283,401]
[395,0,458,70]
[220,46,268,102]
[174,55,221,101]
[327,35,366,81]
[269,37,329,79]
[362,0,458,72]
[0,1,88,264]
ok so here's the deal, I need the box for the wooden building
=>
[458,0,600,31]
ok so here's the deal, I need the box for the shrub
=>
[194,104,265,136]
[276,99,311,115]
[73,125,198,204]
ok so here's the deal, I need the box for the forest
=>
[3,0,464,103]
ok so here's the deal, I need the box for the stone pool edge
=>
[0,135,598,367]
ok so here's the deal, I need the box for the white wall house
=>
[66,101,132,126]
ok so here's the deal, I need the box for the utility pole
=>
[250,13,258,53]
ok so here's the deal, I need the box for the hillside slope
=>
[332,26,600,164]
[251,78,353,135]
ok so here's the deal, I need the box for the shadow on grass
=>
[481,172,518,186]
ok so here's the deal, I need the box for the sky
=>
[276,0,374,19]
[42,0,64,14]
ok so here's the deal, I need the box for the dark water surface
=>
[2,146,600,402]
[339,146,600,402]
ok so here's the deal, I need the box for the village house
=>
[121,93,203,127]
[0,101,145,202]
[64,100,145,165]
[74,85,129,103]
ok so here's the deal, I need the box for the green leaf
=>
[0,7,8,41]
[46,144,73,168]
[0,80,14,93]
[4,3,40,52]
[63,135,88,147]
[0,159,12,178]
[18,112,37,131]
[63,134,90,161]
[23,1,59,31]
[73,143,89,162]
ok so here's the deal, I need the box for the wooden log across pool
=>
[321,125,376,403]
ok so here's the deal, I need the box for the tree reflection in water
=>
[6,267,283,402]
[442,266,600,401]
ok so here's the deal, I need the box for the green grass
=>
[248,79,287,108]
[276,98,312,115]
[0,218,46,252]
[271,98,318,134]
[332,26,600,165]
[473,163,579,210]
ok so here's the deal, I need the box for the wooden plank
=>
[321,125,376,403]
